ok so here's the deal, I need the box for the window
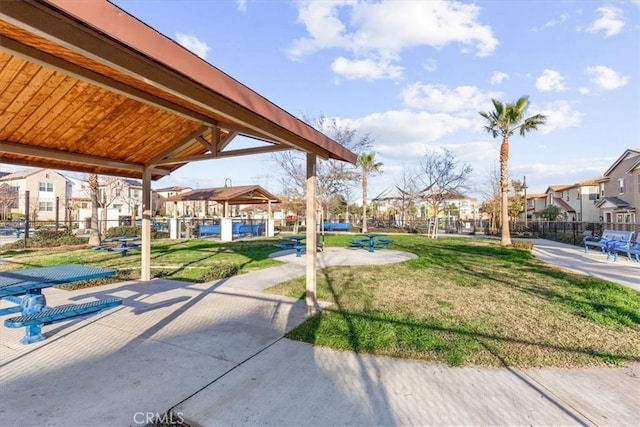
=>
[600,183,605,197]
[588,188,598,200]
[576,190,580,200]
[80,202,88,209]
[38,201,53,212]
[565,191,569,201]
[38,182,53,192]
[618,178,624,194]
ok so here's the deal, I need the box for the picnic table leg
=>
[19,292,49,344]
[369,239,375,253]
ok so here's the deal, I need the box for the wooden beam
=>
[0,140,170,175]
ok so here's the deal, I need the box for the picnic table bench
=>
[584,230,634,259]
[0,264,121,344]
[612,233,640,263]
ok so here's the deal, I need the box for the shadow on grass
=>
[288,307,639,367]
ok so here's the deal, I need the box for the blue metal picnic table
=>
[0,264,121,344]
[354,233,390,253]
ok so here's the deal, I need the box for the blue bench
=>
[323,222,351,232]
[350,239,369,247]
[612,234,640,263]
[584,230,634,258]
[4,298,122,344]
[234,223,263,236]
[198,224,221,237]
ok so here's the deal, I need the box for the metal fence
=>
[509,221,640,247]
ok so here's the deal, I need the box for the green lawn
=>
[1,234,638,368]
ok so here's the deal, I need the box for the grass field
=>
[1,234,638,367]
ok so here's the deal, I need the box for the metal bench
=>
[612,234,640,263]
[198,224,221,238]
[584,230,634,258]
[323,222,351,232]
[4,298,122,344]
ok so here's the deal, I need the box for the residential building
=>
[524,193,547,222]
[153,186,193,216]
[542,178,601,222]
[0,168,71,221]
[596,148,640,224]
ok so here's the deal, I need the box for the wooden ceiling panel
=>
[0,1,356,182]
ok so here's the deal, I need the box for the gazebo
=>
[0,0,356,306]
[163,185,281,240]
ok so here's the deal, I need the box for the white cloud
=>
[578,87,590,95]
[585,65,630,90]
[331,56,403,80]
[352,109,474,153]
[423,59,438,72]
[401,83,502,113]
[175,33,210,59]
[530,12,570,32]
[587,6,624,37]
[237,0,247,12]
[490,71,509,85]
[535,69,568,92]
[287,1,498,79]
[531,100,583,134]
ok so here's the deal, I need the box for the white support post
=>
[306,153,317,308]
[141,167,152,281]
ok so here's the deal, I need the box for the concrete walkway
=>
[530,238,639,291]
[0,242,638,426]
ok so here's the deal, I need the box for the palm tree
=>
[479,96,546,246]
[358,152,383,233]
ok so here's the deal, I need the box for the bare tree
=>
[271,115,373,226]
[394,167,420,228]
[417,149,472,238]
[479,163,501,234]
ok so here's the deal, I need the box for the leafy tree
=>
[358,151,383,233]
[479,96,546,246]
[540,205,562,221]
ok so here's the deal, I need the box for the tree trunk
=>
[500,136,512,246]
[362,172,368,233]
[88,174,100,246]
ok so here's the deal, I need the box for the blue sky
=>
[7,1,638,201]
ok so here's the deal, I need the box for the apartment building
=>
[596,148,639,224]
[0,168,71,221]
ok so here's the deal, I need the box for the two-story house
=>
[543,177,601,222]
[0,168,71,221]
[595,148,639,224]
[524,193,547,222]
[153,186,193,216]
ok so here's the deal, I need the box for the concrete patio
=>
[0,243,638,426]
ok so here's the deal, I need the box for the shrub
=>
[511,240,533,251]
[201,264,239,281]
[106,226,140,238]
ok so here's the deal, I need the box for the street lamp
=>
[523,176,528,229]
